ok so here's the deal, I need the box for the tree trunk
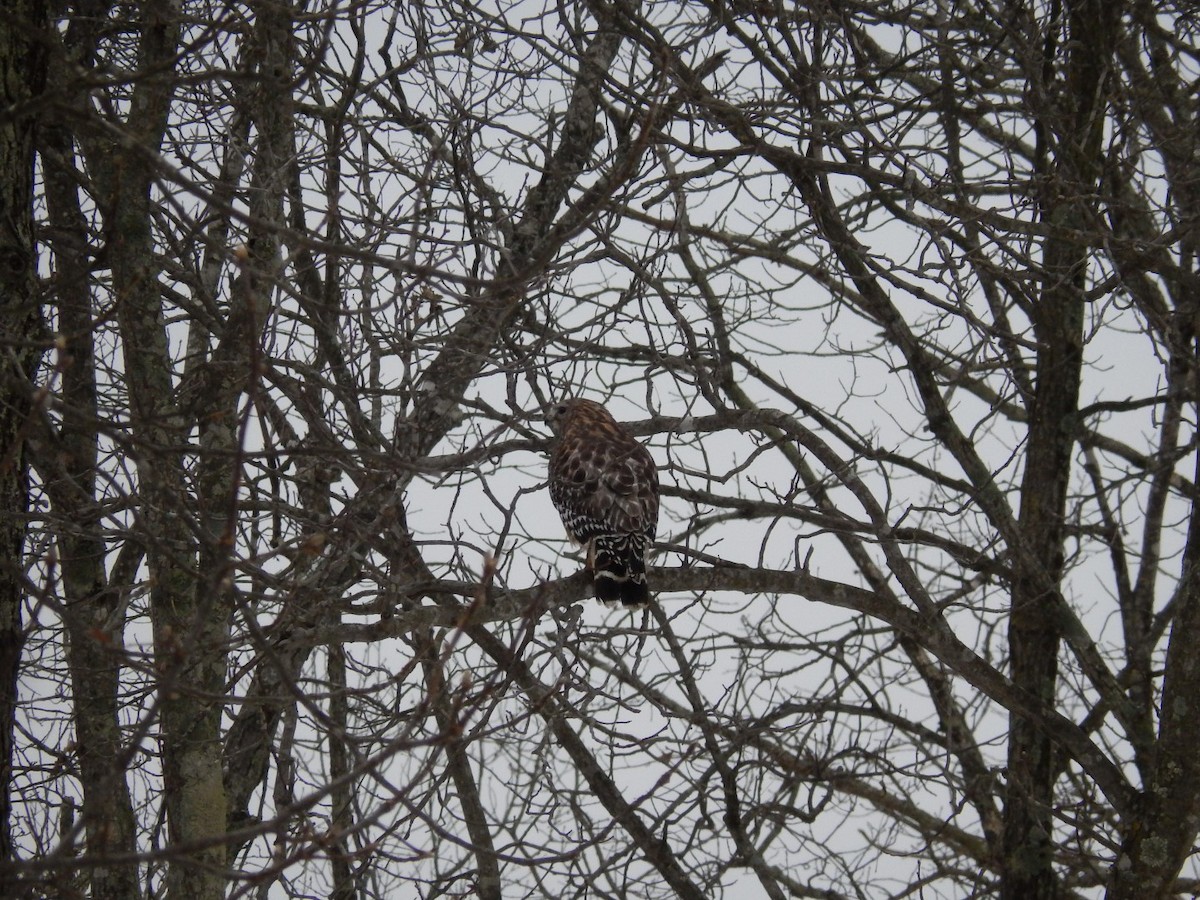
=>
[83,3,229,897]
[1002,2,1122,896]
[0,4,46,895]
[1107,2,1200,890]
[41,94,141,899]
[1108,521,1200,898]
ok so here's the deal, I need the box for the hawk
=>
[546,398,659,607]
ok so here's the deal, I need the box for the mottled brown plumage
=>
[546,398,659,607]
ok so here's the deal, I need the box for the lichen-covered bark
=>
[0,4,45,894]
[185,0,294,873]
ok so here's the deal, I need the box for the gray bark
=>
[0,3,46,895]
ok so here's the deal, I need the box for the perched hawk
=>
[546,398,659,607]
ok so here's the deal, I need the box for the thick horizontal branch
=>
[307,558,1133,819]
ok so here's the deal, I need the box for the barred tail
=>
[593,535,650,608]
